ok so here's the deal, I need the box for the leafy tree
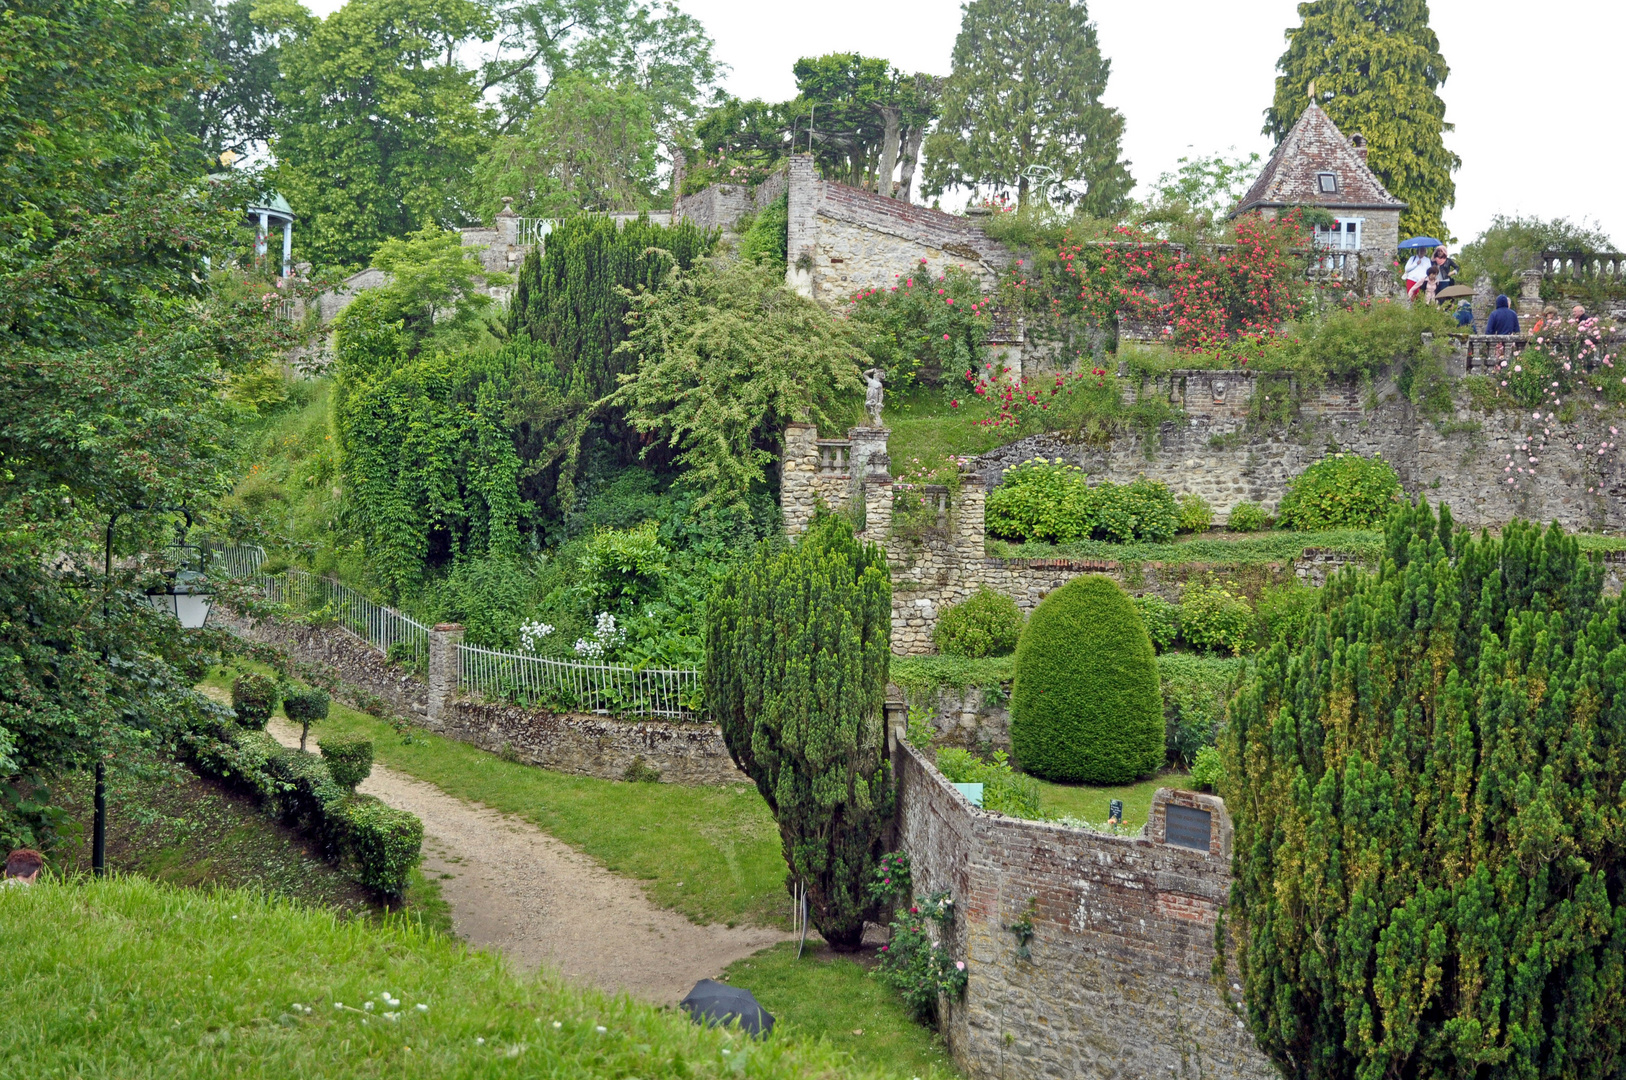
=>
[1266,0,1458,240]
[705,515,893,950]
[688,97,796,191]
[471,77,661,221]
[262,0,496,269]
[611,260,865,512]
[336,226,510,356]
[1225,500,1626,1078]
[1459,214,1616,299]
[924,0,1132,213]
[174,0,291,158]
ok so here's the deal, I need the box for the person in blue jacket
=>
[1485,294,1520,335]
[1454,300,1474,328]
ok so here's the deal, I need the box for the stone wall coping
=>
[432,622,464,632]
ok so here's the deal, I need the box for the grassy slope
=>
[203,665,788,930]
[0,878,896,1080]
[723,944,960,1080]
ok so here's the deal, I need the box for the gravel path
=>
[261,716,789,1003]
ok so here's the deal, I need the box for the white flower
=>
[552,1021,562,1029]
[416,1003,428,1012]
[384,1012,400,1022]
[595,1025,607,1034]
[363,1002,374,1011]
[476,1037,485,1045]
[334,1002,345,1010]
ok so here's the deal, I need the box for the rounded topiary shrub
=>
[1275,452,1401,530]
[1009,575,1164,784]
[230,672,279,730]
[933,587,1024,657]
[1227,501,1267,532]
[319,736,375,791]
[283,686,331,751]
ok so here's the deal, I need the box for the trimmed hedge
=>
[1009,575,1164,784]
[933,587,1023,658]
[230,672,279,729]
[985,459,1179,544]
[319,735,374,791]
[184,720,419,898]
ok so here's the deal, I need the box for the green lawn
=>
[1033,772,1194,829]
[203,665,788,930]
[0,878,901,1080]
[883,385,1012,472]
[723,943,960,1080]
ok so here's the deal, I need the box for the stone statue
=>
[863,368,885,427]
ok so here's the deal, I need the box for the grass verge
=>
[723,943,960,1079]
[202,665,788,930]
[1033,772,1194,829]
[0,878,900,1079]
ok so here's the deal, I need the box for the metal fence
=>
[458,642,700,720]
[256,568,431,668]
[209,544,267,579]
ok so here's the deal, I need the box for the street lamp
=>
[144,567,213,628]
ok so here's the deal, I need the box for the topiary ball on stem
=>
[933,587,1024,658]
[230,672,279,730]
[282,686,331,752]
[1009,575,1163,784]
[319,736,374,791]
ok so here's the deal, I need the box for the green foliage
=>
[173,0,288,159]
[263,0,496,269]
[574,522,669,617]
[471,77,659,221]
[282,685,331,749]
[1142,149,1264,233]
[1276,451,1402,531]
[933,587,1024,658]
[705,516,893,949]
[334,795,421,896]
[788,55,941,192]
[612,259,865,514]
[1459,213,1617,300]
[925,0,1132,214]
[1224,502,1626,1077]
[1289,300,1457,383]
[1227,501,1268,532]
[1178,577,1253,656]
[231,673,280,729]
[1009,576,1163,784]
[985,459,1179,544]
[735,194,789,271]
[318,735,374,791]
[850,264,992,388]
[1252,582,1321,649]
[335,226,510,356]
[1188,746,1223,793]
[1266,2,1457,239]
[1177,493,1214,534]
[1133,593,1179,653]
[874,891,967,1024]
[934,748,1042,819]
[1158,653,1239,767]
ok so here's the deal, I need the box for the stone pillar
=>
[427,623,464,725]
[281,220,293,278]
[955,472,986,564]
[1518,268,1544,319]
[496,197,519,248]
[847,425,890,495]
[1472,274,1495,334]
[781,422,821,536]
[670,147,687,217]
[785,154,818,298]
[863,460,892,541]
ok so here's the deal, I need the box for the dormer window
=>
[1317,172,1339,194]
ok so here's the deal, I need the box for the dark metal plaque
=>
[1165,804,1212,852]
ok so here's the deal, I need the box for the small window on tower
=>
[1317,172,1339,194]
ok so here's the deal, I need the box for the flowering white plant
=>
[573,612,626,660]
[519,620,555,654]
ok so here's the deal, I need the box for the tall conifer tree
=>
[1266,0,1458,239]
[923,0,1131,213]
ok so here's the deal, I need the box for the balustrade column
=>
[428,623,464,725]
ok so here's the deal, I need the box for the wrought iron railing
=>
[255,568,430,668]
[209,544,267,579]
[457,643,701,720]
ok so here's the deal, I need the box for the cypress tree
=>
[1265,0,1458,239]
[1225,499,1626,1077]
[923,0,1132,213]
[705,515,893,949]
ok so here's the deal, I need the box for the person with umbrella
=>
[1433,246,1460,291]
[1400,236,1442,296]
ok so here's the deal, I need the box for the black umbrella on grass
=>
[680,979,774,1036]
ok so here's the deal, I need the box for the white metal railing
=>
[210,544,266,579]
[458,642,700,719]
[255,568,430,667]
[515,217,554,248]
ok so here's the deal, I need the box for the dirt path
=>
[256,714,788,1003]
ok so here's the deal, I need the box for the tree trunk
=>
[897,127,924,204]
[875,106,900,197]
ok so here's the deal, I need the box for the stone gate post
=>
[427,623,464,725]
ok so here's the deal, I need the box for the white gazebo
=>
[248,192,296,276]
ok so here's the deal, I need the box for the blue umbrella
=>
[1398,237,1444,250]
[680,980,775,1036]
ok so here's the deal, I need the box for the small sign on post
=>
[1165,804,1213,852]
[1107,799,1124,825]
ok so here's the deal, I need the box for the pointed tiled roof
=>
[1231,103,1406,215]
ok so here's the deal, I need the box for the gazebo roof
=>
[1231,103,1406,215]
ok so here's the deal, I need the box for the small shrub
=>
[905,705,936,751]
[986,459,1178,544]
[874,890,967,1023]
[1253,583,1321,649]
[621,755,662,783]
[1190,745,1224,792]
[1009,575,1164,784]
[1179,578,1254,656]
[1159,654,1238,767]
[281,686,330,751]
[934,748,1042,818]
[337,795,423,898]
[1133,594,1178,653]
[934,587,1024,658]
[1276,452,1401,531]
[1177,493,1214,534]
[230,673,279,729]
[318,736,375,791]
[1227,501,1267,532]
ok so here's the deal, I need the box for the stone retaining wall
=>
[891,731,1271,1080]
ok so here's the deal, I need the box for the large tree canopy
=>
[1226,500,1626,1078]
[1266,0,1458,240]
[924,0,1131,213]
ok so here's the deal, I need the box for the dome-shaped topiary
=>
[1010,575,1164,784]
[934,587,1024,658]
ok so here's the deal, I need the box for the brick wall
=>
[892,737,1272,1080]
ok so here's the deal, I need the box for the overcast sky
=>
[303,0,1625,246]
